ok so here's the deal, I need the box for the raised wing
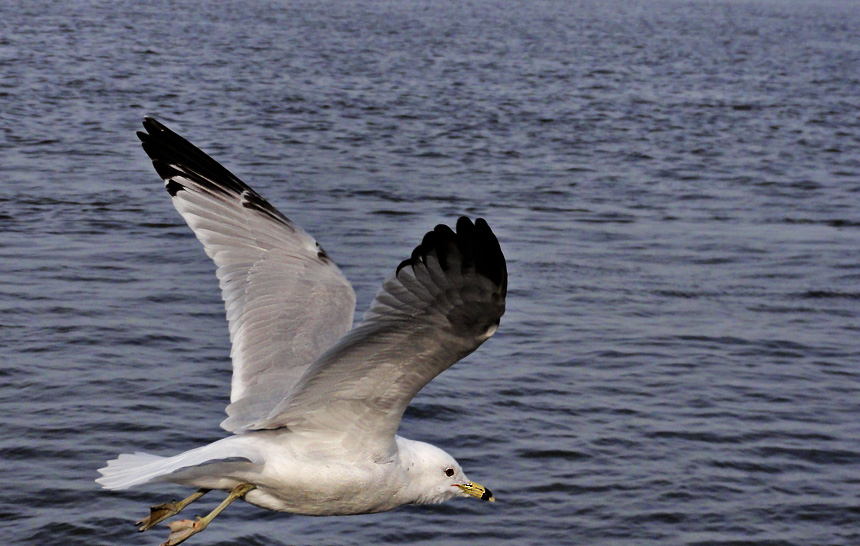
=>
[137,117,356,415]
[222,217,507,456]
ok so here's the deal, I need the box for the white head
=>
[397,438,495,505]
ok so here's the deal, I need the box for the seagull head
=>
[401,440,495,505]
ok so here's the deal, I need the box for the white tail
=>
[96,452,177,490]
[96,438,261,491]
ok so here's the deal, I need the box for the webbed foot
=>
[137,501,180,531]
[155,484,256,546]
[137,489,210,532]
[161,517,207,546]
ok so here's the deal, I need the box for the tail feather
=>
[96,452,177,490]
[96,439,262,491]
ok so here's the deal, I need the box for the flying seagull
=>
[97,118,507,546]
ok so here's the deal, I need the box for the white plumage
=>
[97,117,506,544]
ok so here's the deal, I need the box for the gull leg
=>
[137,489,211,532]
[161,483,256,546]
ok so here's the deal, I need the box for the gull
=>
[97,118,507,546]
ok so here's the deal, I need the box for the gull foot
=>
[154,484,254,545]
[137,501,182,532]
[137,489,210,532]
[161,518,208,546]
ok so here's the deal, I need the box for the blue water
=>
[2,0,860,545]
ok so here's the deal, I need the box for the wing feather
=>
[223,217,507,456]
[137,118,356,421]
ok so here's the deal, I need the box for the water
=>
[2,0,859,544]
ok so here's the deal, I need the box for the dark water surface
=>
[2,0,860,544]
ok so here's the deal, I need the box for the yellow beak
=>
[456,481,495,502]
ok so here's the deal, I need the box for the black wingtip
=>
[141,116,168,133]
[398,216,507,295]
[136,117,296,228]
[136,116,250,197]
[471,217,507,295]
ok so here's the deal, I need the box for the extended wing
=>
[137,118,356,417]
[223,217,507,456]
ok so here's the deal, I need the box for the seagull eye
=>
[445,468,455,477]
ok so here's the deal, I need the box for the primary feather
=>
[137,118,356,412]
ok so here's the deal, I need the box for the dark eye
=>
[445,468,455,477]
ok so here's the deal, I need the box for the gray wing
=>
[222,217,507,456]
[137,118,356,421]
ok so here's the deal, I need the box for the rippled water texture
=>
[2,0,859,544]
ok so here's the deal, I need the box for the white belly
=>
[241,457,406,515]
[188,432,409,516]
